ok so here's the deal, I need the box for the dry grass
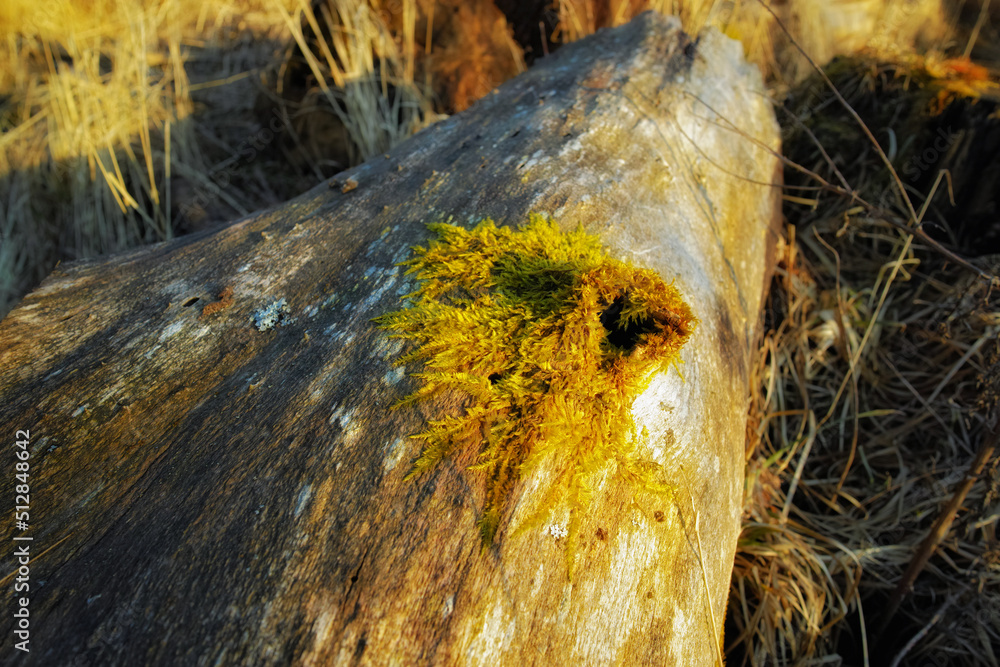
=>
[0,0,440,316]
[0,0,961,315]
[730,51,1000,665]
[0,0,302,315]
[1,0,187,312]
[273,0,430,164]
[0,0,534,316]
[734,220,1000,664]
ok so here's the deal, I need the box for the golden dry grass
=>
[0,0,960,315]
[734,219,999,665]
[0,0,434,315]
[0,0,302,314]
[730,48,999,664]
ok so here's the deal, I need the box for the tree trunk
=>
[0,12,780,666]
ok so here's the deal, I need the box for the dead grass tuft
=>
[732,53,1000,666]
[0,0,305,316]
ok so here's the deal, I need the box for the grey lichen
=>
[253,299,292,331]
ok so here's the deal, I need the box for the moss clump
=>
[376,214,696,566]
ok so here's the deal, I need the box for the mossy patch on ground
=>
[376,214,696,568]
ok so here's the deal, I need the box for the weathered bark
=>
[0,12,780,666]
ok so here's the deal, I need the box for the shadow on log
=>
[0,12,780,666]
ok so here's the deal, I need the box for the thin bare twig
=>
[877,212,998,285]
[878,423,998,636]
[888,591,962,667]
[755,0,920,225]
[685,91,998,285]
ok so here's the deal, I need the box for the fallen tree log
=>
[0,12,780,665]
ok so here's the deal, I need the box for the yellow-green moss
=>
[376,214,696,567]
